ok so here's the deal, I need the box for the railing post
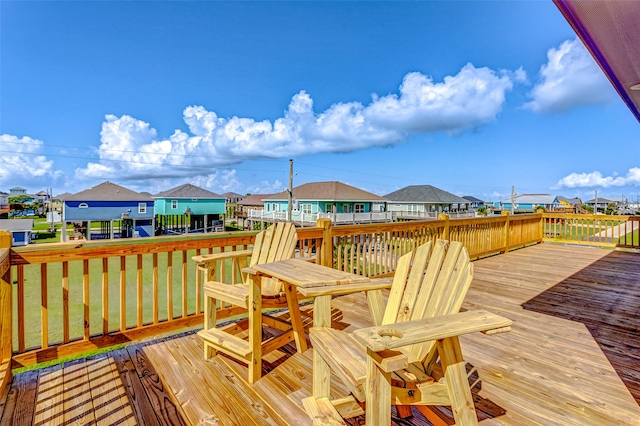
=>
[501,211,511,253]
[0,231,13,396]
[317,218,333,268]
[438,213,450,240]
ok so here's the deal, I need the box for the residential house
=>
[9,187,27,195]
[584,197,616,214]
[0,192,8,219]
[557,196,583,213]
[500,194,560,213]
[62,181,155,241]
[385,185,471,218]
[462,195,484,209]
[154,184,226,234]
[0,219,33,246]
[222,191,245,218]
[236,194,272,229]
[255,181,389,225]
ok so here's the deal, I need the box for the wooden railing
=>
[2,212,638,376]
[7,231,322,369]
[541,212,640,249]
[0,231,12,392]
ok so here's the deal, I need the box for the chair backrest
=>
[248,222,298,294]
[381,239,473,364]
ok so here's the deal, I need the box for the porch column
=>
[87,221,91,240]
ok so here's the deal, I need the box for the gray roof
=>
[462,196,483,203]
[64,182,153,202]
[0,219,33,231]
[585,198,614,204]
[53,192,73,200]
[557,196,582,205]
[222,191,244,198]
[154,183,222,199]
[384,185,469,204]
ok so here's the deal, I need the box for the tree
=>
[476,206,489,216]
[605,202,618,215]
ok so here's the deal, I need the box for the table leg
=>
[284,283,308,353]
[248,272,262,383]
[312,294,332,398]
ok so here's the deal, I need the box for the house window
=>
[408,204,418,213]
[354,203,365,213]
[138,203,147,214]
[171,200,178,209]
[302,204,312,214]
[343,204,352,213]
[326,203,335,213]
[78,203,88,208]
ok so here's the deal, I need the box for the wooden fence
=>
[541,212,639,249]
[1,212,637,375]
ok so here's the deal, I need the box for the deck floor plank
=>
[86,353,137,425]
[111,347,165,426]
[62,358,96,425]
[3,243,640,425]
[1,368,38,426]
[125,342,187,425]
[33,364,64,426]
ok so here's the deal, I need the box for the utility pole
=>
[287,159,293,222]
[510,186,515,215]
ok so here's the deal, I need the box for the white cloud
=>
[245,180,285,195]
[524,39,616,114]
[367,64,521,133]
[0,134,61,189]
[75,63,522,182]
[554,168,640,189]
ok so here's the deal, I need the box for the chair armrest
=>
[352,310,512,352]
[297,278,392,298]
[192,249,253,264]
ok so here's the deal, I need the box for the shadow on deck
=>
[522,249,640,404]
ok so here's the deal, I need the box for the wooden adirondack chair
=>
[192,222,304,383]
[302,239,512,425]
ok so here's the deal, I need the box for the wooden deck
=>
[1,243,639,425]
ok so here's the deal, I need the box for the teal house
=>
[154,184,226,234]
[249,181,391,226]
[500,194,560,213]
[263,181,386,215]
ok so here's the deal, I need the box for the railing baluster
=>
[196,249,202,315]
[17,265,24,353]
[137,254,143,327]
[152,253,158,324]
[102,258,108,335]
[83,259,89,341]
[119,256,126,332]
[41,264,48,349]
[63,261,69,343]
[167,252,173,321]
[181,250,187,318]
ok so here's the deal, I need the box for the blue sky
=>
[1,1,638,203]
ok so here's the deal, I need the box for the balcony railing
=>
[247,209,478,224]
[0,211,638,395]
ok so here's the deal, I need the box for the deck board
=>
[1,243,639,425]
